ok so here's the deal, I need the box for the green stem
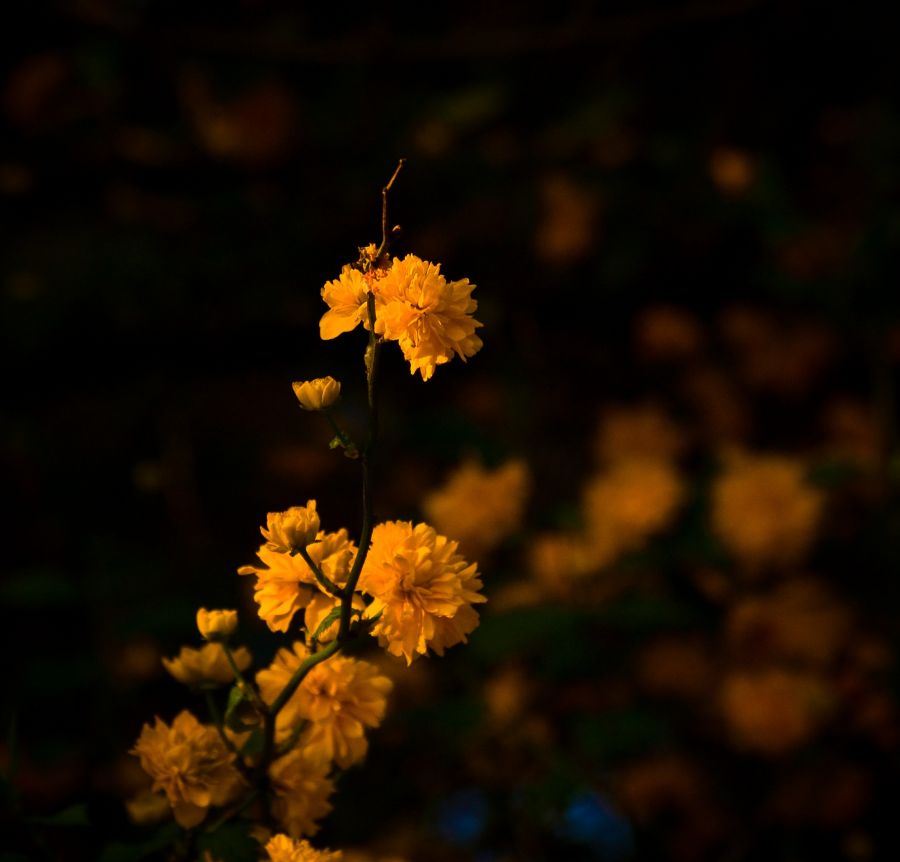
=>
[323,409,358,457]
[296,546,342,597]
[222,644,264,712]
[205,691,253,782]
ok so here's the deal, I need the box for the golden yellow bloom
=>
[594,404,686,465]
[293,377,341,411]
[196,608,238,641]
[268,747,334,838]
[726,578,851,666]
[266,835,343,862]
[359,521,486,664]
[319,265,373,340]
[162,643,252,686]
[528,531,605,597]
[239,529,357,633]
[719,668,833,754]
[375,255,482,381]
[257,642,392,768]
[261,502,321,555]
[130,710,243,828]
[582,458,685,563]
[423,460,529,557]
[712,453,823,572]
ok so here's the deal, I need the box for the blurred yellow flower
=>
[266,835,343,862]
[633,304,703,362]
[239,529,357,633]
[528,531,605,597]
[257,642,392,768]
[319,265,373,340]
[196,608,238,642]
[375,254,482,381]
[130,710,243,828]
[261,502,321,554]
[712,453,823,572]
[268,746,334,838]
[359,521,486,664]
[293,377,341,411]
[162,643,252,686]
[594,404,686,465]
[582,458,685,563]
[726,578,851,666]
[422,459,530,557]
[720,668,833,754]
[124,789,170,825]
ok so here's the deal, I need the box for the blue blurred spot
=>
[560,791,634,860]
[437,787,489,846]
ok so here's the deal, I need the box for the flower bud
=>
[292,377,341,411]
[196,608,238,641]
[261,501,320,554]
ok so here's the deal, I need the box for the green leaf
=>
[30,803,90,827]
[311,606,342,641]
[196,821,258,862]
[97,823,181,862]
[239,727,264,759]
[223,686,256,732]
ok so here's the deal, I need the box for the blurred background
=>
[3,1,900,860]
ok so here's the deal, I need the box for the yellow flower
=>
[239,529,357,633]
[594,404,686,465]
[268,747,334,838]
[319,265,373,340]
[196,608,238,642]
[719,668,833,754]
[266,834,343,862]
[124,789,170,825]
[257,642,392,768]
[293,377,341,411]
[582,458,685,564]
[422,460,530,557]
[130,710,243,828]
[359,521,487,664]
[375,255,482,381]
[261,502,321,554]
[162,643,252,686]
[712,453,823,572]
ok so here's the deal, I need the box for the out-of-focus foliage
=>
[3,1,900,860]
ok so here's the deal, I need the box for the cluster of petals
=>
[162,643,252,686]
[319,254,482,381]
[257,642,393,768]
[196,607,238,641]
[130,710,243,827]
[261,502,321,554]
[293,377,341,412]
[268,746,335,837]
[266,834,343,862]
[239,527,357,633]
[423,459,530,557]
[711,452,823,572]
[359,521,486,664]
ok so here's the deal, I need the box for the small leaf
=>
[328,436,342,450]
[197,821,258,862]
[239,727,264,759]
[223,686,256,732]
[312,606,342,641]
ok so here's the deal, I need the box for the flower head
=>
[319,265,372,340]
[712,452,823,572]
[239,529,357,633]
[375,255,482,381]
[266,835,343,862]
[162,643,252,686]
[130,710,243,828]
[268,746,334,838]
[261,502,321,555]
[293,378,341,411]
[257,642,392,768]
[196,608,238,642]
[359,521,486,664]
[423,460,530,557]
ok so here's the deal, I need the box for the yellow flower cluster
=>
[261,501,321,555]
[239,516,357,635]
[130,710,243,827]
[359,521,486,664]
[266,835,343,862]
[423,459,530,557]
[712,452,823,572]
[320,254,482,381]
[162,643,252,686]
[257,643,393,768]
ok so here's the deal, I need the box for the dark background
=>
[3,2,900,860]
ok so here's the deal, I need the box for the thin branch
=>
[297,546,342,598]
